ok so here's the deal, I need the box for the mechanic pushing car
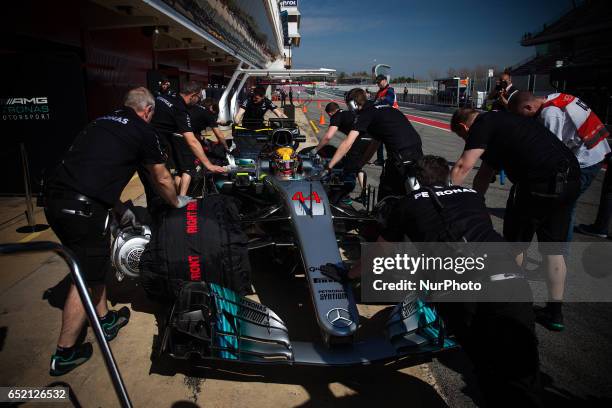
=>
[315,102,375,203]
[450,108,580,331]
[324,88,423,201]
[152,81,226,197]
[43,87,191,376]
[373,155,542,407]
[234,86,286,129]
[188,97,233,171]
[189,97,229,151]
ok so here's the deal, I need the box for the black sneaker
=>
[49,343,93,376]
[535,305,564,332]
[101,307,131,341]
[575,224,607,239]
[373,159,385,166]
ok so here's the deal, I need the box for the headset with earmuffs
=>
[402,160,421,193]
[345,89,360,112]
[403,159,453,193]
[401,159,460,242]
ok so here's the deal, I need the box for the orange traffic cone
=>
[302,104,308,113]
[393,101,399,109]
[319,111,326,125]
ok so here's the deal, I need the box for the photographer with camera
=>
[490,72,519,111]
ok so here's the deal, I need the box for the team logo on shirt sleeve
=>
[98,115,129,124]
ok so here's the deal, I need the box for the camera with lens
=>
[495,79,508,93]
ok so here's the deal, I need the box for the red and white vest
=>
[542,93,609,150]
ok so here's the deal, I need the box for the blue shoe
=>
[341,197,353,206]
[535,305,564,332]
[101,307,131,341]
[576,224,607,239]
[49,343,93,376]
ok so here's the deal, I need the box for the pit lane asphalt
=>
[304,99,612,407]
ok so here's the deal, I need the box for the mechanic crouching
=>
[44,87,191,376]
[372,156,542,407]
[324,88,423,201]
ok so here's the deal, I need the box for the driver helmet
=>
[271,146,299,178]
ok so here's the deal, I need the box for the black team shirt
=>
[188,104,218,135]
[381,185,503,243]
[50,107,166,207]
[354,102,423,160]
[240,97,277,127]
[151,93,193,150]
[329,109,355,135]
[464,111,578,183]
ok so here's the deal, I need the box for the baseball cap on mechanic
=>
[376,74,387,82]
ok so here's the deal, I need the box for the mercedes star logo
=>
[326,308,353,328]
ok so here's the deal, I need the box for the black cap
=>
[375,74,387,82]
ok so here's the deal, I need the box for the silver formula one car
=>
[111,118,456,367]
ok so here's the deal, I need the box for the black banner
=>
[0,53,87,195]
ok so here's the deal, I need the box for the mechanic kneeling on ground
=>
[316,102,375,204]
[325,88,423,201]
[234,86,286,130]
[371,155,542,407]
[44,87,191,376]
[151,81,226,198]
[450,108,580,331]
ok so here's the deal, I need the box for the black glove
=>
[319,263,349,283]
[230,146,240,157]
[176,195,193,208]
[116,201,141,229]
[319,166,332,182]
[120,208,140,228]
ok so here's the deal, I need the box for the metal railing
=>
[0,242,132,408]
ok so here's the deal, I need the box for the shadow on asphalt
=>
[540,371,612,407]
[0,326,6,352]
[42,273,72,310]
[171,402,199,408]
[434,350,484,406]
[487,207,506,220]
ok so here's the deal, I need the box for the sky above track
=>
[293,0,573,78]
